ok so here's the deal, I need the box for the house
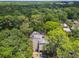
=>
[61,23,71,32]
[30,31,49,52]
[63,23,68,27]
[63,28,71,32]
[71,21,79,30]
[39,38,49,51]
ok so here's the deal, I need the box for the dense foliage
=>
[0,1,79,58]
[0,29,32,58]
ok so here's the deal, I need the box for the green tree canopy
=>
[44,21,61,32]
[0,28,32,58]
[45,29,73,57]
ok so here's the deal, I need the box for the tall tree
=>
[45,29,73,57]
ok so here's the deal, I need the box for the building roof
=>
[63,23,68,27]
[31,31,49,44]
[31,31,44,39]
[39,38,49,44]
[63,28,71,32]
[73,21,78,24]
